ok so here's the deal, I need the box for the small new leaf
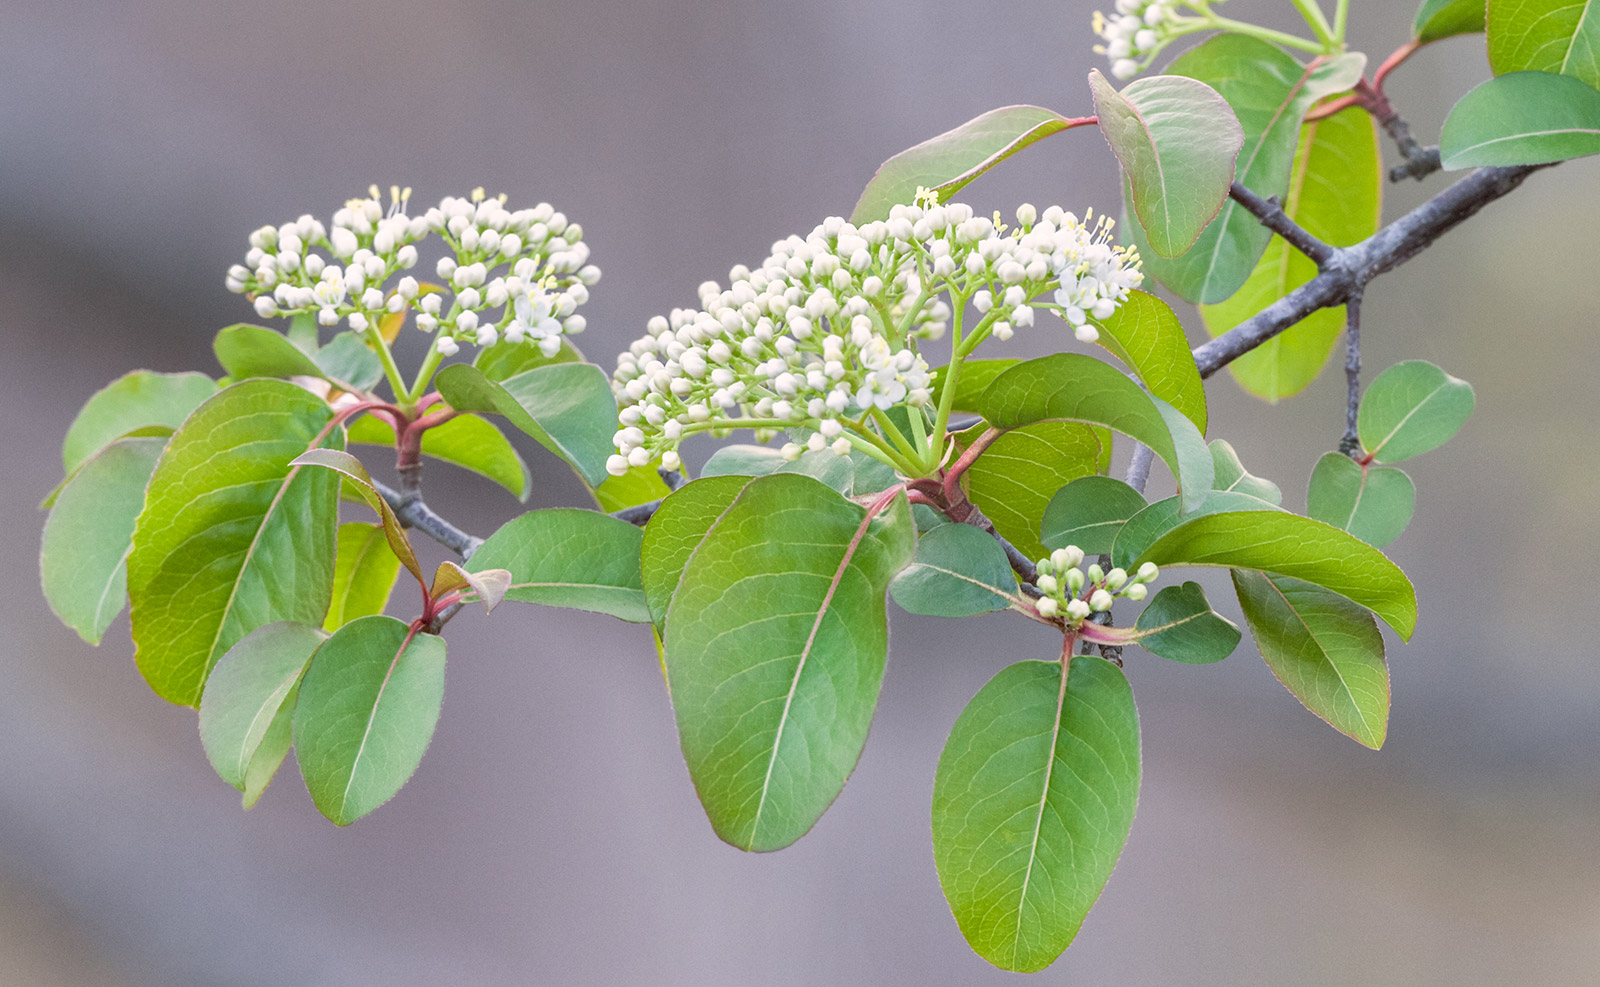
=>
[1357,359,1475,463]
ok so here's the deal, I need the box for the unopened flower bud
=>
[1036,597,1060,618]
[1125,583,1148,601]
[1105,568,1128,591]
[1090,589,1114,612]
[1036,574,1059,596]
[1066,599,1091,621]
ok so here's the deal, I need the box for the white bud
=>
[1036,574,1059,595]
[1125,583,1148,601]
[1066,599,1091,621]
[254,296,279,318]
[1090,589,1114,612]
[1036,597,1060,618]
[1105,567,1128,591]
[436,337,460,357]
[1137,561,1159,583]
[1051,546,1084,570]
[1075,324,1100,344]
[348,312,368,331]
[606,454,630,477]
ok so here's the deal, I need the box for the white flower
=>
[1094,1,1188,79]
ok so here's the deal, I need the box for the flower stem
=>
[1289,0,1337,49]
[364,325,413,410]
[1332,0,1349,43]
[1208,16,1326,54]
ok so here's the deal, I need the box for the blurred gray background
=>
[3,1,1598,984]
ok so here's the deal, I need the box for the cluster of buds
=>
[1094,0,1191,78]
[1031,546,1159,625]
[608,193,1143,476]
[225,186,600,359]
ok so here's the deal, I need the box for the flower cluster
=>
[1094,0,1190,78]
[225,186,600,359]
[608,195,1143,476]
[1032,546,1159,625]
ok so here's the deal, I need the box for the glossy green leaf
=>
[1233,569,1390,748]
[1200,105,1382,400]
[588,463,672,513]
[889,522,1018,617]
[214,324,328,381]
[198,621,325,805]
[1111,490,1282,570]
[128,381,342,707]
[41,436,165,644]
[435,362,616,486]
[640,475,754,626]
[1040,476,1148,555]
[324,523,403,630]
[955,421,1108,562]
[1134,511,1418,639]
[1130,581,1241,663]
[469,509,650,622]
[1091,70,1243,258]
[291,449,423,586]
[1210,439,1283,504]
[1488,0,1600,88]
[60,370,216,476]
[1357,359,1476,462]
[662,474,915,851]
[935,358,1018,415]
[932,657,1139,972]
[851,106,1092,224]
[1440,70,1600,167]
[315,333,386,392]
[1306,452,1416,548]
[293,615,446,825]
[430,560,511,614]
[979,354,1214,512]
[1415,0,1487,42]
[347,413,530,501]
[1129,37,1366,303]
[1089,290,1207,431]
[472,338,584,380]
[701,444,857,495]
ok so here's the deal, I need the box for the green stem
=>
[1208,16,1326,54]
[1287,0,1337,49]
[405,340,447,409]
[869,406,922,461]
[364,325,413,411]
[1332,0,1348,43]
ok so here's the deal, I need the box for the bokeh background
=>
[3,1,1598,983]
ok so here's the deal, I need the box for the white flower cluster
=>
[1032,546,1159,625]
[225,186,601,359]
[608,196,1144,476]
[1094,0,1189,78]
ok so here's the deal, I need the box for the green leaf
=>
[935,358,1018,415]
[41,436,165,644]
[850,106,1092,224]
[1111,490,1282,570]
[1130,581,1241,663]
[198,621,325,806]
[293,615,446,825]
[324,523,403,630]
[661,474,915,851]
[1128,36,1366,303]
[955,422,1108,562]
[287,311,320,353]
[468,509,651,622]
[1306,452,1416,548]
[1090,70,1243,258]
[702,444,857,495]
[1200,105,1382,400]
[932,657,1139,972]
[434,362,617,486]
[588,463,671,513]
[1040,476,1148,555]
[128,381,342,707]
[347,413,530,501]
[889,522,1018,617]
[1088,290,1208,432]
[1440,70,1600,167]
[429,560,511,614]
[1134,511,1418,639]
[315,333,386,392]
[60,370,216,476]
[214,324,329,381]
[1488,0,1600,89]
[1210,439,1283,504]
[472,337,584,381]
[640,475,754,626]
[978,354,1214,513]
[291,448,423,587]
[1357,359,1476,462]
[1415,0,1487,42]
[1232,570,1390,748]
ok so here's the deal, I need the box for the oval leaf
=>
[469,509,651,623]
[61,370,216,476]
[1440,70,1600,167]
[293,615,446,826]
[214,324,330,381]
[41,436,166,644]
[932,657,1139,972]
[128,381,342,707]
[1415,0,1487,43]
[978,354,1214,513]
[325,522,403,630]
[1091,70,1243,258]
[434,362,617,487]
[851,106,1092,223]
[1133,511,1418,639]
[1111,489,1282,570]
[662,474,915,851]
[1306,452,1416,548]
[1232,569,1390,748]
[198,621,326,804]
[1488,0,1600,88]
[889,522,1018,617]
[1040,476,1149,555]
[1088,290,1208,431]
[1128,36,1366,303]
[1130,581,1241,663]
[1356,359,1475,463]
[640,475,755,626]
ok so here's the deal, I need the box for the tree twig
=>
[1340,289,1364,457]
[374,478,483,559]
[1227,183,1334,266]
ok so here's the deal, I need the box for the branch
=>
[1340,289,1363,456]
[1227,183,1334,266]
[374,479,484,559]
